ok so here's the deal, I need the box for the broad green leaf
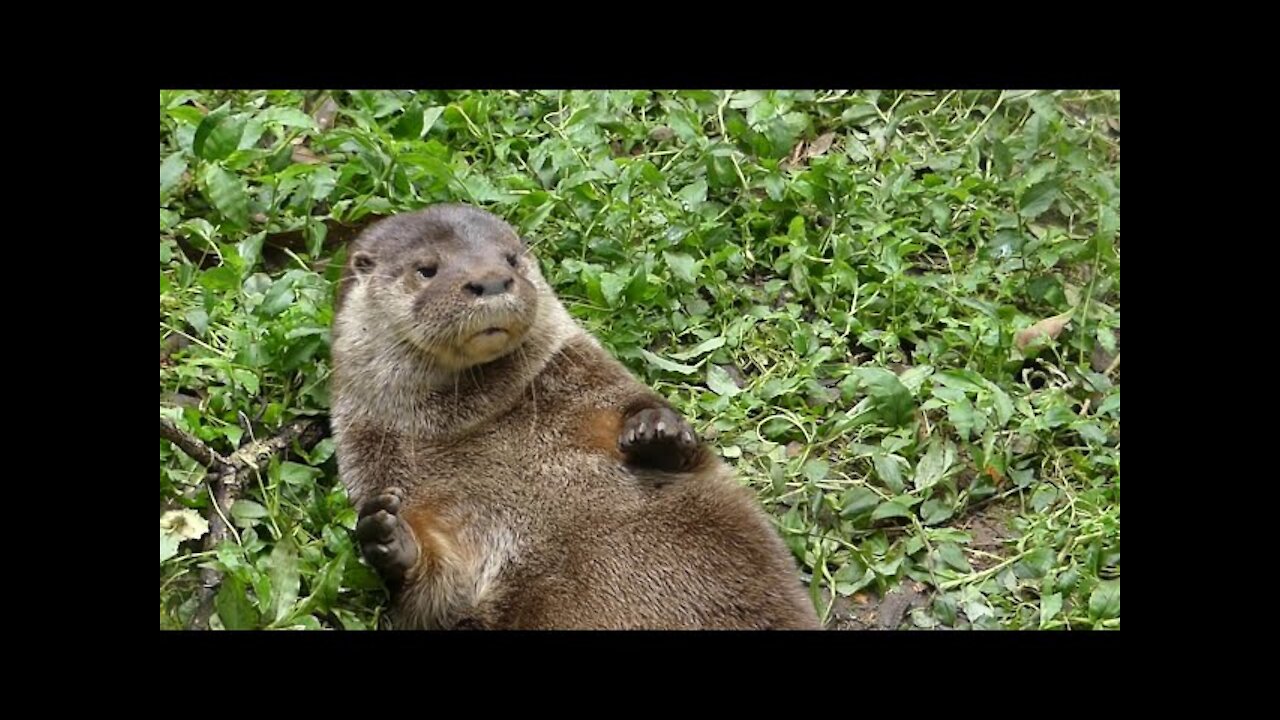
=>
[599,271,627,307]
[230,500,269,523]
[871,500,911,521]
[203,114,247,162]
[1040,592,1063,627]
[266,539,301,624]
[192,103,231,159]
[160,154,187,196]
[185,308,209,336]
[853,368,914,427]
[839,487,880,518]
[640,349,698,375]
[260,276,296,317]
[1089,580,1120,620]
[279,461,320,487]
[936,542,972,572]
[663,251,699,284]
[203,165,250,228]
[670,336,726,360]
[216,575,260,630]
[707,364,742,397]
[873,453,908,493]
[801,458,829,484]
[1014,546,1056,579]
[1019,179,1061,219]
[677,179,707,207]
[913,440,956,491]
[160,530,180,563]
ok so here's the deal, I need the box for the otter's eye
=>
[506,253,518,268]
[416,266,437,279]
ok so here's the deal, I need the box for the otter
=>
[330,203,820,629]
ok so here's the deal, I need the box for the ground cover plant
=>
[159,89,1120,630]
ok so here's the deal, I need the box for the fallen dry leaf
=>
[291,145,323,165]
[312,96,339,132]
[1015,311,1073,351]
[806,132,835,159]
[160,509,209,542]
[785,441,804,458]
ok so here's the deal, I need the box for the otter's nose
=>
[464,275,514,297]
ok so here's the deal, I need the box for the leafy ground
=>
[160,90,1120,630]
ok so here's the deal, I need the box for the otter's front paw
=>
[619,407,698,471]
[356,491,419,587]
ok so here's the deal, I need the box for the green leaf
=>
[599,271,627,307]
[670,336,726,360]
[266,539,301,624]
[852,368,914,427]
[706,364,742,397]
[947,399,983,441]
[160,530,180,563]
[663,252,699,284]
[200,266,238,291]
[203,113,247,162]
[1074,422,1109,445]
[261,106,316,129]
[185,308,209,336]
[1019,179,1061,219]
[920,498,953,525]
[230,500,269,523]
[203,165,250,228]
[936,542,972,572]
[216,574,260,630]
[1040,592,1063,628]
[933,594,958,626]
[677,179,707,207]
[1030,484,1058,513]
[801,458,829,484]
[839,487,880,518]
[1088,580,1120,620]
[260,276,296,317]
[192,103,231,159]
[422,106,446,135]
[279,461,320,487]
[640,349,699,375]
[231,368,259,396]
[871,500,911,521]
[873,453,908,493]
[1014,546,1056,579]
[237,232,266,274]
[160,154,187,196]
[308,438,336,466]
[913,440,956,491]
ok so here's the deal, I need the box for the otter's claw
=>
[619,407,699,472]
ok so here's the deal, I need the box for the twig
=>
[160,411,328,629]
[159,415,225,470]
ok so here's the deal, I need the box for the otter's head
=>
[341,204,545,371]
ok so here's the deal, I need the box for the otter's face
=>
[346,205,542,371]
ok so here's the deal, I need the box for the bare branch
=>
[174,416,329,630]
[227,418,329,471]
[159,415,226,470]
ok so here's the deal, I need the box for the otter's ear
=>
[351,251,377,275]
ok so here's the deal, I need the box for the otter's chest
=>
[418,402,638,502]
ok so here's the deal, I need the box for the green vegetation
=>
[160,90,1120,630]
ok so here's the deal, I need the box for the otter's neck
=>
[332,294,582,440]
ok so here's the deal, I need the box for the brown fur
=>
[330,204,820,629]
